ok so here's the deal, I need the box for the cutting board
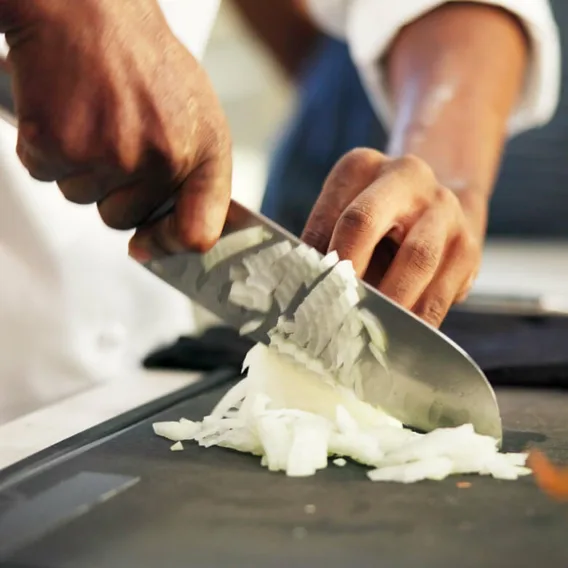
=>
[0,371,566,568]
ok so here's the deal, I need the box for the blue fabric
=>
[261,38,386,237]
[262,3,568,238]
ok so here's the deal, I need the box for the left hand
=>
[301,148,484,327]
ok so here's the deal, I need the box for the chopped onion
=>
[153,235,530,484]
[153,420,201,442]
[239,319,264,336]
[287,419,329,477]
[229,264,249,282]
[201,226,272,272]
[209,378,249,420]
[359,308,388,352]
[228,280,273,313]
[367,457,454,483]
[170,441,184,451]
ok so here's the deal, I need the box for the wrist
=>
[456,191,489,243]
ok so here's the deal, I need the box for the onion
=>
[152,234,530,484]
[153,420,201,442]
[239,319,264,336]
[201,226,272,272]
[367,457,454,483]
[170,441,184,451]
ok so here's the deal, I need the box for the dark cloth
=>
[261,0,568,238]
[144,314,568,389]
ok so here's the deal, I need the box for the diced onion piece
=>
[320,250,340,270]
[333,458,347,467]
[257,415,293,471]
[335,405,359,436]
[270,245,311,308]
[367,457,454,483]
[504,453,529,467]
[239,318,264,336]
[209,378,249,420]
[246,273,278,296]
[368,342,388,369]
[302,248,326,286]
[359,308,388,352]
[229,264,249,282]
[218,428,264,456]
[376,424,489,467]
[152,420,201,442]
[170,441,184,451]
[276,316,295,335]
[229,280,273,313]
[242,240,293,276]
[287,420,329,477]
[201,226,272,272]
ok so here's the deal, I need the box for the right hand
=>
[1,0,232,259]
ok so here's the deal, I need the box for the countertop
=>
[0,369,202,472]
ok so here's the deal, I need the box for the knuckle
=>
[338,202,376,235]
[406,239,439,275]
[301,226,329,254]
[57,180,89,205]
[455,285,472,304]
[397,154,436,183]
[435,185,460,210]
[419,295,449,327]
[453,231,481,266]
[329,148,385,185]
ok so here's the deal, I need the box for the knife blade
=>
[144,200,502,440]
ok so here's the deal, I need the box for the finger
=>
[301,148,388,253]
[97,176,176,231]
[328,155,435,276]
[455,272,476,304]
[377,207,448,309]
[16,121,79,182]
[130,154,232,258]
[362,238,399,288]
[57,167,145,205]
[412,254,476,328]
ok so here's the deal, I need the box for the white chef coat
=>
[0,0,220,423]
[305,0,561,137]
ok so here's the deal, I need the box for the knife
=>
[144,200,502,440]
[0,69,501,441]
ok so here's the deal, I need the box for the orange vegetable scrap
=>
[527,450,568,501]
[457,481,472,489]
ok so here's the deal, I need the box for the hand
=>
[301,149,484,327]
[2,0,232,258]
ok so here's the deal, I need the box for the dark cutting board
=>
[0,371,567,568]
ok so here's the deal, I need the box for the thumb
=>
[129,153,232,260]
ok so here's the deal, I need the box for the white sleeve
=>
[0,1,220,62]
[305,0,561,137]
[157,0,220,60]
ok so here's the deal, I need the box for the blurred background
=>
[202,3,293,212]
[197,3,568,322]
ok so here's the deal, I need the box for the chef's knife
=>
[144,200,502,441]
[0,70,502,441]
